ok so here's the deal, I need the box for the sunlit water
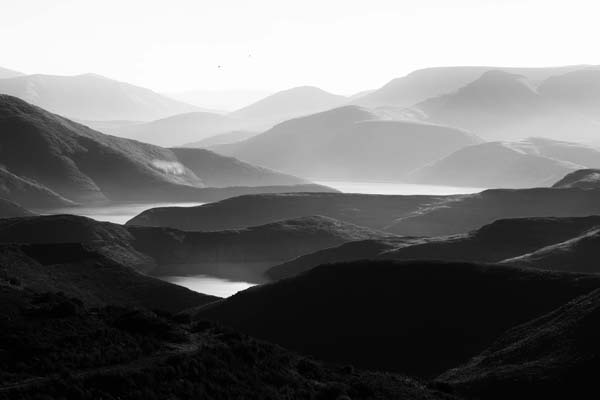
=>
[50,202,203,224]
[162,275,256,298]
[48,182,485,298]
[316,180,484,195]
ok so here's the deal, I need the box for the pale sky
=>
[2,0,599,94]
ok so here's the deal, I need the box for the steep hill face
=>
[268,216,600,281]
[438,289,600,400]
[501,228,600,273]
[408,141,582,188]
[0,168,74,209]
[214,105,481,181]
[195,260,600,377]
[170,147,307,187]
[553,169,600,189]
[411,70,600,142]
[126,192,448,231]
[0,95,320,207]
[0,73,198,121]
[388,188,600,236]
[0,198,35,218]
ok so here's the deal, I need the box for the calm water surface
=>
[50,182,485,298]
[316,181,484,195]
[162,275,256,298]
[51,202,203,224]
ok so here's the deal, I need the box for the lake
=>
[49,182,485,298]
[316,180,484,195]
[162,275,256,298]
[50,202,204,224]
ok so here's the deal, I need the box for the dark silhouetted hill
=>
[438,288,600,400]
[0,73,199,121]
[268,216,600,280]
[214,106,482,181]
[552,169,600,189]
[195,260,600,377]
[126,192,447,231]
[388,188,600,236]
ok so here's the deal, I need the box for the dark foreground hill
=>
[552,168,600,189]
[0,94,323,208]
[0,286,453,400]
[0,242,216,313]
[267,216,600,280]
[126,192,448,231]
[388,188,600,236]
[195,260,600,377]
[437,289,600,400]
[0,214,389,283]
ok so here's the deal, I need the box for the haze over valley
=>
[3,0,600,398]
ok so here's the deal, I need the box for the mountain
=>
[0,290,452,400]
[0,95,324,207]
[501,228,600,273]
[0,66,24,79]
[411,70,600,142]
[194,260,600,377]
[165,88,273,111]
[107,111,241,146]
[130,216,394,282]
[408,141,582,188]
[267,216,600,281]
[0,198,35,218]
[0,73,198,121]
[229,86,346,125]
[437,289,600,400]
[183,130,258,148]
[522,137,600,167]
[553,169,600,189]
[352,65,596,108]
[126,192,447,231]
[214,106,482,181]
[538,69,600,121]
[388,187,600,236]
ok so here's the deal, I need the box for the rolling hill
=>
[408,141,582,188]
[195,260,600,377]
[126,192,448,231]
[388,187,600,236]
[213,105,482,181]
[0,66,24,79]
[438,288,600,400]
[0,73,198,121]
[0,198,35,218]
[267,216,600,280]
[538,68,600,121]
